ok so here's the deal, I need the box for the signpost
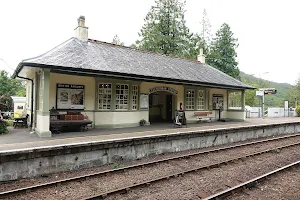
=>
[257,88,277,118]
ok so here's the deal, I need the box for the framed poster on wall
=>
[56,84,84,110]
[212,94,224,110]
[140,93,149,110]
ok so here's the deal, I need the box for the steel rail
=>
[84,140,300,199]
[203,160,300,200]
[1,133,300,199]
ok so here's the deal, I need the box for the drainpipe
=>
[17,75,34,129]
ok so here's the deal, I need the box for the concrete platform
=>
[1,117,300,152]
[1,117,300,181]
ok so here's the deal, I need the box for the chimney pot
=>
[78,16,85,27]
[74,16,88,41]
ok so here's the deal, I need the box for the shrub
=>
[5,120,13,126]
[296,106,300,117]
[0,119,8,134]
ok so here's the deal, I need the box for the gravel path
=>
[2,133,300,199]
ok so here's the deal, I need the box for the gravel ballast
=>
[2,133,300,199]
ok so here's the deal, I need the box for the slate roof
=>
[14,37,253,89]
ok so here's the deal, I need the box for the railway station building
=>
[12,16,253,137]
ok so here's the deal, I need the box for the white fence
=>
[246,107,262,118]
[246,107,296,118]
[267,107,296,117]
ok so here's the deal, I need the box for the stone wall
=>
[1,122,300,181]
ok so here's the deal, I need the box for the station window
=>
[228,91,242,110]
[116,84,129,110]
[197,90,205,110]
[132,85,138,110]
[185,89,195,110]
[98,83,112,110]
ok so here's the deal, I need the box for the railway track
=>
[203,160,300,200]
[1,133,300,199]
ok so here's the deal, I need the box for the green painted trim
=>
[129,82,133,111]
[242,90,245,110]
[42,69,50,113]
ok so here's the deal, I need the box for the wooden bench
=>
[49,108,93,134]
[194,111,213,122]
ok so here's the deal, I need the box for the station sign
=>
[149,86,178,95]
[256,91,264,97]
[263,88,277,95]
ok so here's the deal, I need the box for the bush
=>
[0,119,9,134]
[5,120,13,126]
[296,106,300,117]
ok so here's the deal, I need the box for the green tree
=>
[136,0,193,58]
[112,34,124,46]
[286,77,300,107]
[207,23,240,79]
[0,70,25,111]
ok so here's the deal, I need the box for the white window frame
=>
[185,89,195,110]
[228,91,243,110]
[132,85,138,110]
[98,83,112,110]
[197,90,205,110]
[116,83,129,110]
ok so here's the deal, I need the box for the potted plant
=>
[140,119,146,126]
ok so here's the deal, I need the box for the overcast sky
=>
[0,0,299,85]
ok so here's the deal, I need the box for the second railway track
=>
[2,133,300,199]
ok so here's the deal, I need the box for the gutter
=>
[16,75,34,130]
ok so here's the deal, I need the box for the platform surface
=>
[1,117,300,152]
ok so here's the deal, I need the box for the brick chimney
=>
[74,16,88,41]
[197,48,205,63]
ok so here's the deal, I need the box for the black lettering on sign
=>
[57,84,84,89]
[149,86,178,94]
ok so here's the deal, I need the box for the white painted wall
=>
[227,111,246,121]
[95,111,148,128]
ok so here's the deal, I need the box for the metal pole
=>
[262,92,265,119]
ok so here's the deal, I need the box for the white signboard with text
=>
[139,94,149,110]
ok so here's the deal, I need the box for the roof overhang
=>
[13,62,255,90]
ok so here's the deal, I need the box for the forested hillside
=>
[240,72,292,107]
